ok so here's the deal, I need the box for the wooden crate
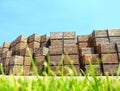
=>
[108,29,120,37]
[85,65,102,75]
[28,41,40,49]
[50,55,63,66]
[51,39,63,46]
[20,48,33,57]
[2,51,12,58]
[28,34,40,43]
[103,64,118,75]
[92,30,108,38]
[10,55,23,65]
[63,32,75,39]
[10,65,23,75]
[64,65,80,75]
[41,35,50,42]
[77,35,90,42]
[40,41,50,48]
[96,43,116,53]
[34,47,49,56]
[23,65,30,75]
[4,57,10,66]
[91,37,109,46]
[80,47,95,56]
[64,45,78,55]
[64,39,76,46]
[49,46,63,55]
[16,35,27,44]
[81,54,100,65]
[2,48,9,53]
[50,32,63,39]
[23,57,31,66]
[16,42,27,50]
[64,54,79,65]
[101,54,119,64]
[3,42,10,48]
[78,42,89,49]
[34,55,45,66]
[109,37,120,43]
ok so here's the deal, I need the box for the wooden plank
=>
[80,47,95,56]
[64,55,79,65]
[28,34,40,43]
[64,39,76,46]
[23,66,30,75]
[34,55,45,66]
[23,57,31,66]
[50,32,63,39]
[41,35,50,42]
[101,54,118,64]
[116,42,120,52]
[77,35,90,42]
[85,65,102,75]
[64,45,78,55]
[96,43,116,53]
[103,64,118,75]
[51,39,63,46]
[92,30,108,38]
[10,65,23,75]
[40,41,50,48]
[81,54,100,65]
[108,29,120,37]
[10,55,23,65]
[34,47,48,56]
[109,37,120,43]
[78,42,89,49]
[28,41,40,49]
[20,48,33,57]
[49,46,63,55]
[16,42,27,50]
[91,37,109,46]
[50,55,63,66]
[64,32,75,39]
[2,51,12,58]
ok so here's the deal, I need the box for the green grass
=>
[0,48,120,91]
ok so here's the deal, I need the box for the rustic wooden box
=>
[2,51,12,58]
[10,65,23,75]
[23,65,30,75]
[28,41,40,49]
[85,64,102,75]
[16,35,27,43]
[96,43,116,53]
[63,32,75,39]
[35,47,49,56]
[109,37,120,43]
[41,35,50,42]
[50,32,63,39]
[50,55,63,66]
[3,42,10,48]
[40,41,50,48]
[64,54,79,65]
[16,42,27,50]
[64,65,80,75]
[108,29,120,37]
[51,39,63,46]
[64,39,76,46]
[34,55,45,66]
[20,48,33,57]
[80,47,95,56]
[101,54,119,64]
[23,57,31,66]
[92,30,108,38]
[103,64,118,75]
[10,55,23,65]
[28,34,40,43]
[64,45,78,55]
[78,42,89,49]
[77,35,90,42]
[81,54,100,65]
[49,46,63,55]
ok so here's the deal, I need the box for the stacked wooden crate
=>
[63,32,80,75]
[40,35,50,48]
[78,34,102,75]
[49,32,63,75]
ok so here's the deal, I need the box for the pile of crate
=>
[49,32,80,75]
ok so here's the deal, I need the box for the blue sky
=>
[0,0,120,45]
